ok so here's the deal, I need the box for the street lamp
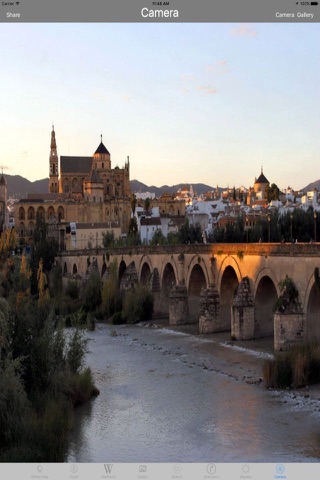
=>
[290,212,293,243]
[314,210,317,243]
[267,214,271,243]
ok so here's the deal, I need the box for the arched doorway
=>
[188,264,206,322]
[254,276,278,338]
[220,266,239,331]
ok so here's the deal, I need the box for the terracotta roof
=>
[60,156,92,174]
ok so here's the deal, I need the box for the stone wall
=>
[274,313,306,351]
[169,284,189,325]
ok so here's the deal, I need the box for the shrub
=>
[123,285,153,324]
[263,343,320,389]
[112,311,126,325]
[101,259,122,318]
[65,280,79,300]
[83,272,102,312]
[66,327,88,374]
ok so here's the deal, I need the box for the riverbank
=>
[133,319,320,409]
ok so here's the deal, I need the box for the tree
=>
[29,215,58,295]
[144,197,151,216]
[150,228,167,246]
[130,193,137,216]
[266,183,280,202]
[102,231,115,248]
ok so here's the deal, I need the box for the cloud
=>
[206,60,230,75]
[197,85,217,95]
[230,24,257,37]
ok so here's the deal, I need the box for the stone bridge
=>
[58,243,320,350]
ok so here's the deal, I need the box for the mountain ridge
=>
[3,174,316,198]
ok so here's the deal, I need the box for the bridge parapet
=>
[58,242,320,259]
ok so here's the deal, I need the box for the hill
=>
[301,179,320,192]
[130,179,215,197]
[6,175,48,198]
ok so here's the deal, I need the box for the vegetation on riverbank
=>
[263,343,320,389]
[0,218,99,462]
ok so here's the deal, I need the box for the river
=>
[66,322,320,463]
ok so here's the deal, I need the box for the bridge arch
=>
[254,273,278,338]
[186,255,210,289]
[119,260,127,286]
[161,261,177,317]
[140,262,152,286]
[253,268,280,299]
[188,262,207,322]
[219,265,240,331]
[138,255,153,284]
[101,261,107,277]
[305,275,320,342]
[217,256,242,292]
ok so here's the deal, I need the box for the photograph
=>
[0,3,320,478]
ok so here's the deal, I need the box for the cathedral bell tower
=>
[49,126,59,193]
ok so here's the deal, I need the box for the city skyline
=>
[0,23,319,190]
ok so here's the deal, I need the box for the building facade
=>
[15,127,132,247]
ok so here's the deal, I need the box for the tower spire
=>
[49,126,59,193]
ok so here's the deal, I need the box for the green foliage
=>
[144,197,151,216]
[29,215,58,295]
[207,207,319,244]
[66,328,88,374]
[102,231,115,248]
[274,275,301,313]
[266,183,280,202]
[263,343,320,389]
[49,264,63,297]
[111,311,126,325]
[101,259,122,318]
[65,279,80,300]
[0,356,30,449]
[0,247,98,461]
[178,219,203,244]
[166,231,180,245]
[83,272,102,312]
[123,284,153,324]
[149,228,167,246]
[128,216,138,236]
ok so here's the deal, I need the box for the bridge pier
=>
[274,312,306,351]
[169,284,189,325]
[199,285,221,333]
[169,253,190,325]
[231,277,255,340]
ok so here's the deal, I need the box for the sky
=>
[0,22,319,191]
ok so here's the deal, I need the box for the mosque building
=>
[14,127,132,249]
